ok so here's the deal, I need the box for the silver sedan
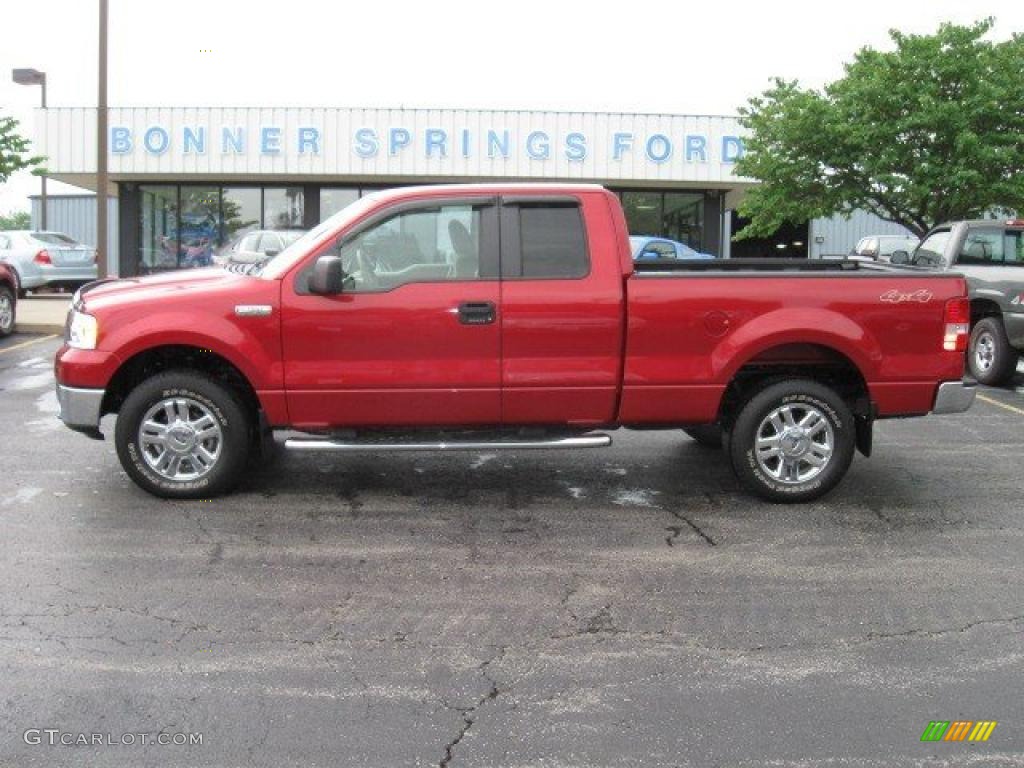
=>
[0,230,98,296]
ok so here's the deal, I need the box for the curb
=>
[15,323,64,336]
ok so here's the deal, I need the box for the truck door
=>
[280,198,501,430]
[498,194,625,426]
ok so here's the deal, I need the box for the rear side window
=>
[959,229,1004,264]
[504,202,589,279]
[1007,231,1024,264]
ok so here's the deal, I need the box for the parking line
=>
[977,393,1024,416]
[0,334,59,355]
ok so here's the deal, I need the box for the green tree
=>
[0,210,30,229]
[0,114,45,184]
[734,19,1024,239]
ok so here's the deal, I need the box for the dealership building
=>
[34,106,909,275]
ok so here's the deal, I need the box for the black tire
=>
[0,285,14,337]
[968,317,1018,386]
[728,379,856,503]
[683,425,723,449]
[114,371,251,499]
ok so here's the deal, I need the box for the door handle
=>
[457,301,496,325]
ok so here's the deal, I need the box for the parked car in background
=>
[851,235,919,262]
[890,219,1024,385]
[219,229,306,268]
[0,231,98,296]
[0,263,17,337]
[630,236,714,261]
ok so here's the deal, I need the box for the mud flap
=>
[855,416,873,457]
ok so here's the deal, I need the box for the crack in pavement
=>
[438,646,505,767]
[666,509,716,547]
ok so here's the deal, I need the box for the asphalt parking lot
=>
[1,333,1023,767]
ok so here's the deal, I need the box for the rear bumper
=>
[932,380,976,415]
[20,264,99,289]
[56,382,105,436]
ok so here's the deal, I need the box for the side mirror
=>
[264,249,280,258]
[309,255,344,295]
[890,250,909,265]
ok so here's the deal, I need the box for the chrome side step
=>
[284,433,612,453]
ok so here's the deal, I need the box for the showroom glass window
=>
[221,187,261,251]
[619,190,705,253]
[139,186,180,271]
[320,188,360,222]
[264,188,304,229]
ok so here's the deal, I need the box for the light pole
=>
[96,0,109,278]
[11,68,47,230]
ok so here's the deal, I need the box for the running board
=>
[284,433,612,453]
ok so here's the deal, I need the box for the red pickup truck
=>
[55,184,974,502]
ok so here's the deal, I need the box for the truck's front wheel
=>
[115,371,251,499]
[728,380,855,503]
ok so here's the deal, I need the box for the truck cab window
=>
[958,229,1004,264]
[516,204,589,279]
[337,205,483,291]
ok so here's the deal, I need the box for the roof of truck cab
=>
[366,183,607,200]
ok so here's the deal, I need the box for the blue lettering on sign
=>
[425,128,448,158]
[645,134,671,164]
[222,127,245,154]
[261,127,282,154]
[183,126,206,154]
[612,132,633,160]
[526,131,550,160]
[487,130,510,159]
[685,135,707,162]
[461,129,472,158]
[389,127,412,155]
[298,127,320,155]
[354,128,378,158]
[722,136,744,163]
[144,126,169,155]
[111,126,133,154]
[565,132,586,161]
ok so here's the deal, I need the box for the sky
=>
[1,0,1022,214]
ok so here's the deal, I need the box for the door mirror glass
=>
[309,255,344,295]
[890,250,909,265]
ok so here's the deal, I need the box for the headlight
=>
[67,310,99,350]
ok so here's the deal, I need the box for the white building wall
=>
[809,209,915,259]
[36,107,750,186]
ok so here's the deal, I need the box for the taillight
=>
[943,298,970,352]
[34,249,52,265]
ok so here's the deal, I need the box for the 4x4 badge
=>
[880,289,933,303]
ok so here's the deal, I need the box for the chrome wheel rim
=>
[0,294,12,331]
[974,332,995,372]
[138,397,223,482]
[755,403,834,484]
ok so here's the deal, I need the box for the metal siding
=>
[30,196,119,273]
[809,209,916,259]
[38,107,749,185]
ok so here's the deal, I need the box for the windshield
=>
[256,193,383,279]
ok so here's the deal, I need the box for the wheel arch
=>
[101,344,261,424]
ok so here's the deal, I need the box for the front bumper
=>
[932,380,977,415]
[56,382,105,438]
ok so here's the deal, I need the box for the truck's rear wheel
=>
[115,371,251,499]
[968,317,1017,386]
[683,425,723,449]
[728,380,855,503]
